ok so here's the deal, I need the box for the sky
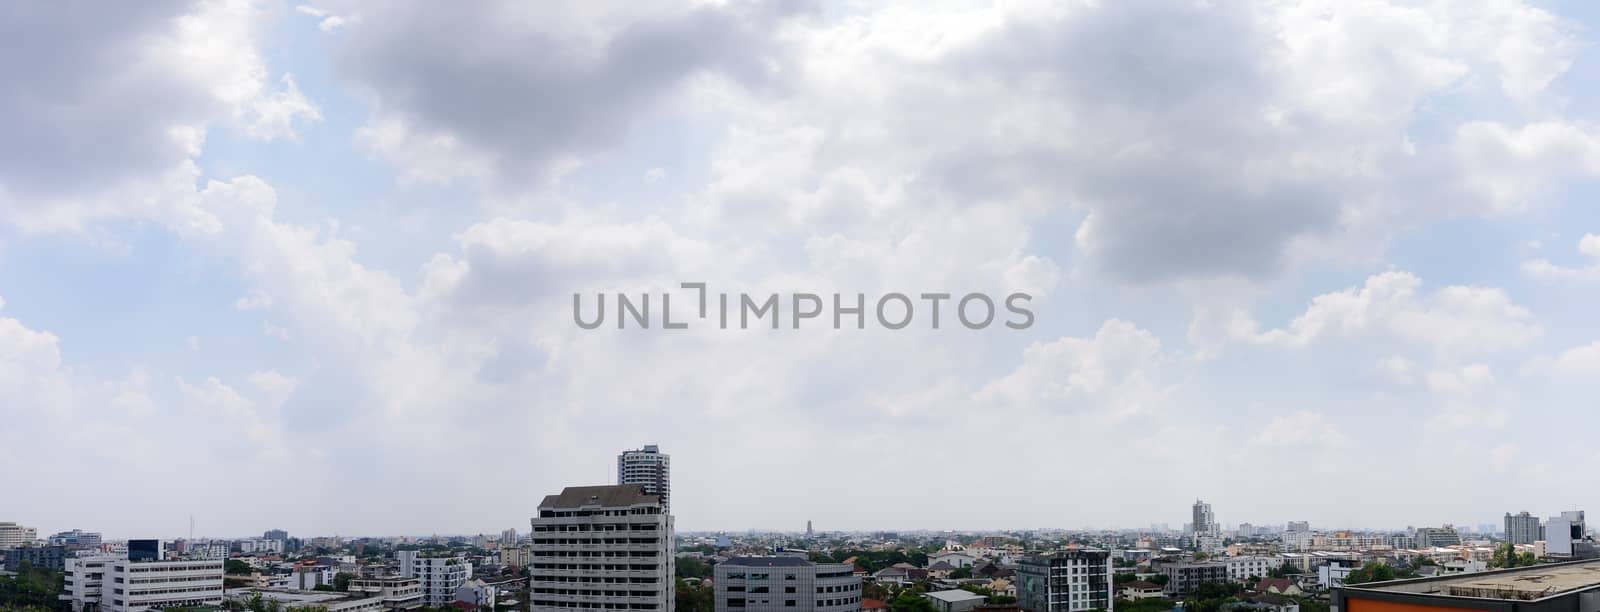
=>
[4,0,1600,541]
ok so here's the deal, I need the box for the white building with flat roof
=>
[398,550,471,607]
[62,555,223,612]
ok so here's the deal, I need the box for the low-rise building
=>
[397,550,471,607]
[1162,561,1229,598]
[1119,581,1165,600]
[924,590,986,612]
[62,554,224,612]
[714,556,862,612]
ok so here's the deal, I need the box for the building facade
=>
[617,445,672,512]
[0,522,37,550]
[62,555,224,612]
[397,550,472,607]
[714,556,861,612]
[4,545,70,571]
[1504,512,1543,546]
[1414,526,1461,548]
[1226,557,1280,584]
[1192,501,1218,548]
[529,484,674,612]
[1015,549,1113,612]
[1162,561,1230,598]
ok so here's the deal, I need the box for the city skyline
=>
[9,1,1600,539]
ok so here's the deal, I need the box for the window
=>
[785,601,796,607]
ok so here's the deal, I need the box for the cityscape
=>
[11,2,1600,612]
[4,444,1599,612]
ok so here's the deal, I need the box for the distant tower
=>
[618,444,671,512]
[807,520,814,536]
[1191,499,1217,548]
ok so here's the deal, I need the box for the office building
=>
[397,550,472,607]
[1226,556,1280,584]
[4,545,70,571]
[1192,500,1217,549]
[264,529,289,541]
[348,576,425,609]
[1015,549,1113,612]
[49,530,103,548]
[1547,511,1588,557]
[529,484,674,612]
[1334,559,1600,612]
[0,522,37,550]
[713,556,861,612]
[1414,526,1461,548]
[618,445,672,512]
[62,554,224,612]
[1162,561,1230,597]
[1504,512,1543,546]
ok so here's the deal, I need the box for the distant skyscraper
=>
[263,529,288,541]
[1192,499,1217,548]
[618,444,671,512]
[807,520,814,536]
[1415,525,1462,548]
[1505,512,1542,545]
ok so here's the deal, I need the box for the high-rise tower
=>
[618,444,671,512]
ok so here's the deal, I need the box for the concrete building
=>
[62,554,223,612]
[1015,549,1113,612]
[348,576,425,609]
[618,445,672,512]
[925,590,986,612]
[1504,512,1543,546]
[230,578,423,612]
[529,484,674,612]
[398,550,472,607]
[1334,559,1600,612]
[0,522,37,550]
[1227,557,1281,584]
[713,556,861,612]
[1317,559,1359,589]
[49,530,103,548]
[1193,500,1219,548]
[1414,526,1461,548]
[1547,511,1588,558]
[264,529,289,541]
[1163,561,1230,598]
[4,545,70,571]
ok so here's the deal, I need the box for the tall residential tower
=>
[529,485,674,612]
[618,444,671,512]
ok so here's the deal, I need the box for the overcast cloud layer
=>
[5,0,1600,539]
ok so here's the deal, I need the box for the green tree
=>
[1342,563,1396,585]
[890,590,936,612]
[677,557,714,579]
[226,559,254,575]
[949,567,973,579]
[675,578,713,612]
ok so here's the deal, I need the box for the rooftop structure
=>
[1334,559,1600,612]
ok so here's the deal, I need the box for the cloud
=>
[1250,411,1348,450]
[1215,271,1541,357]
[683,0,1589,284]
[335,0,810,185]
[975,319,1168,423]
[1523,233,1600,282]
[0,0,319,231]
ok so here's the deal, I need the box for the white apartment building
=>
[713,557,861,612]
[62,555,224,612]
[398,550,472,607]
[617,445,671,512]
[1016,549,1113,612]
[529,484,674,612]
[0,522,37,550]
[1226,556,1281,583]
